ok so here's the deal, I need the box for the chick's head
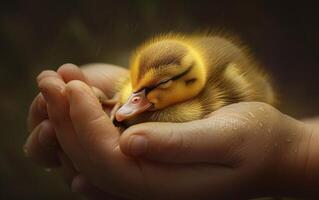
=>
[115,39,206,122]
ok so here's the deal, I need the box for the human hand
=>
[24,63,128,198]
[120,102,319,199]
[36,67,318,199]
[25,63,128,165]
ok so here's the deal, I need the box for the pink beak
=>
[115,90,153,122]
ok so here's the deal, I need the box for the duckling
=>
[103,33,275,128]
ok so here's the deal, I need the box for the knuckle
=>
[57,63,77,73]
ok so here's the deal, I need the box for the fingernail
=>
[129,135,147,156]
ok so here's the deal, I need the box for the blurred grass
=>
[0,0,318,199]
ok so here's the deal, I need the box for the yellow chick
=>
[106,33,275,127]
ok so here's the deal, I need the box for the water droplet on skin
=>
[286,139,292,143]
[267,128,271,133]
[259,122,263,128]
[274,143,278,147]
[248,112,255,118]
[242,123,248,129]
[258,107,265,112]
[294,149,298,153]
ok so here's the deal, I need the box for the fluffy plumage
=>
[108,33,275,127]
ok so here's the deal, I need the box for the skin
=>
[25,63,319,199]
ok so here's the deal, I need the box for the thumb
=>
[119,117,244,165]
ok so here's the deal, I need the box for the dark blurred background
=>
[1,0,318,199]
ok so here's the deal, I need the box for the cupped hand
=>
[36,66,315,199]
[25,63,128,198]
[120,102,315,198]
[25,63,128,166]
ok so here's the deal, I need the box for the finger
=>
[120,116,246,165]
[57,63,113,104]
[27,93,47,132]
[38,75,89,167]
[27,69,65,131]
[65,80,120,158]
[57,152,110,200]
[37,70,63,84]
[56,64,109,105]
[39,76,143,196]
[65,80,150,198]
[81,63,129,96]
[24,120,60,167]
[57,63,88,83]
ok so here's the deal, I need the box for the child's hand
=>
[30,66,318,199]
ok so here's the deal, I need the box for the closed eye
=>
[139,65,193,94]
[158,79,172,89]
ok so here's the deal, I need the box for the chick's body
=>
[113,34,275,127]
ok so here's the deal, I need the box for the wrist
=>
[296,120,319,196]
[274,116,319,197]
